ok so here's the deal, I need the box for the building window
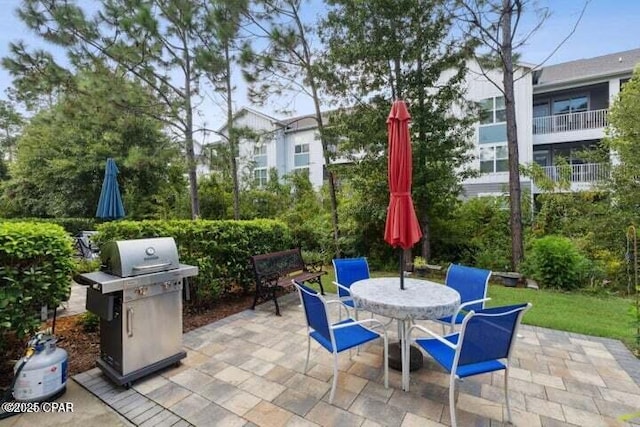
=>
[254,144,267,167]
[552,96,587,115]
[479,96,506,125]
[533,102,549,118]
[294,143,309,168]
[478,96,507,144]
[254,168,267,186]
[253,144,267,186]
[480,145,508,173]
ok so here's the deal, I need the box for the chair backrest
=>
[456,303,531,368]
[293,280,332,343]
[332,257,370,298]
[445,264,491,311]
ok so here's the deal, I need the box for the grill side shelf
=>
[76,264,199,294]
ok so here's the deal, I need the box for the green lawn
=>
[487,285,636,348]
[317,268,638,350]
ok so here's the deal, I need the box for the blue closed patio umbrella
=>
[96,158,125,219]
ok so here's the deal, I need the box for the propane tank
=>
[12,333,68,402]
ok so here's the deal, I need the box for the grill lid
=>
[101,237,180,277]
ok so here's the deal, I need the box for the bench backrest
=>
[250,248,306,281]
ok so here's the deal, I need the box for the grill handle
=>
[132,262,173,271]
[126,308,134,337]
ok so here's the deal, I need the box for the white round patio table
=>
[350,277,460,391]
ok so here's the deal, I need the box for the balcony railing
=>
[533,109,609,135]
[540,163,609,184]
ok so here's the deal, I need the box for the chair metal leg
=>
[449,374,457,427]
[383,333,389,389]
[304,336,311,373]
[504,365,512,424]
[355,309,360,355]
[330,352,339,404]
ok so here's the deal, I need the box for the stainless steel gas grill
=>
[76,237,198,387]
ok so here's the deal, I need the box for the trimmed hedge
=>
[1,218,97,236]
[95,219,294,304]
[0,222,75,349]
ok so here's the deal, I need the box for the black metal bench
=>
[250,248,326,316]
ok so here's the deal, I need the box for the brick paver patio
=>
[74,293,640,426]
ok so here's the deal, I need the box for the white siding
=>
[286,128,325,188]
[463,61,533,187]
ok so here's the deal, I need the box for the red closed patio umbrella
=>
[384,100,422,290]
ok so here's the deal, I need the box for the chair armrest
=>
[332,318,388,336]
[333,282,352,297]
[458,297,491,312]
[407,324,458,350]
[326,299,353,313]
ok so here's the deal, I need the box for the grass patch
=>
[487,285,635,348]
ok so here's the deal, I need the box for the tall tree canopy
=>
[321,0,476,261]
[606,69,640,220]
[0,69,182,219]
[2,0,245,219]
[241,0,341,257]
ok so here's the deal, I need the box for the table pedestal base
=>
[388,342,423,372]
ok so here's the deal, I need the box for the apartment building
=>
[198,48,640,194]
[464,48,639,197]
[197,107,334,188]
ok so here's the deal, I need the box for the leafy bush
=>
[437,196,513,270]
[0,217,97,236]
[0,222,75,351]
[94,219,294,305]
[533,191,630,292]
[78,312,99,332]
[74,258,101,275]
[520,235,590,290]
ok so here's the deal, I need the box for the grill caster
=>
[123,382,132,389]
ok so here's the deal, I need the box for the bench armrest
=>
[305,261,324,274]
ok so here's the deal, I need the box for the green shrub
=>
[1,218,97,236]
[437,196,513,270]
[74,258,101,275]
[520,235,590,290]
[94,219,294,305]
[0,222,75,351]
[78,312,99,333]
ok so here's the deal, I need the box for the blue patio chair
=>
[332,257,370,317]
[435,264,491,332]
[293,280,388,404]
[407,303,531,426]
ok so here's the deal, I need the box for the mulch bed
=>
[0,294,255,392]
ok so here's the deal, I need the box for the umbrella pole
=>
[400,250,405,290]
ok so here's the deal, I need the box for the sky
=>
[0,0,638,127]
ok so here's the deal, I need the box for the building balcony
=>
[533,109,609,135]
[532,109,608,145]
[534,162,609,192]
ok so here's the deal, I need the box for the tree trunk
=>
[421,213,432,262]
[225,43,240,220]
[293,8,341,258]
[501,0,524,270]
[311,89,340,259]
[184,49,200,219]
[416,50,431,262]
